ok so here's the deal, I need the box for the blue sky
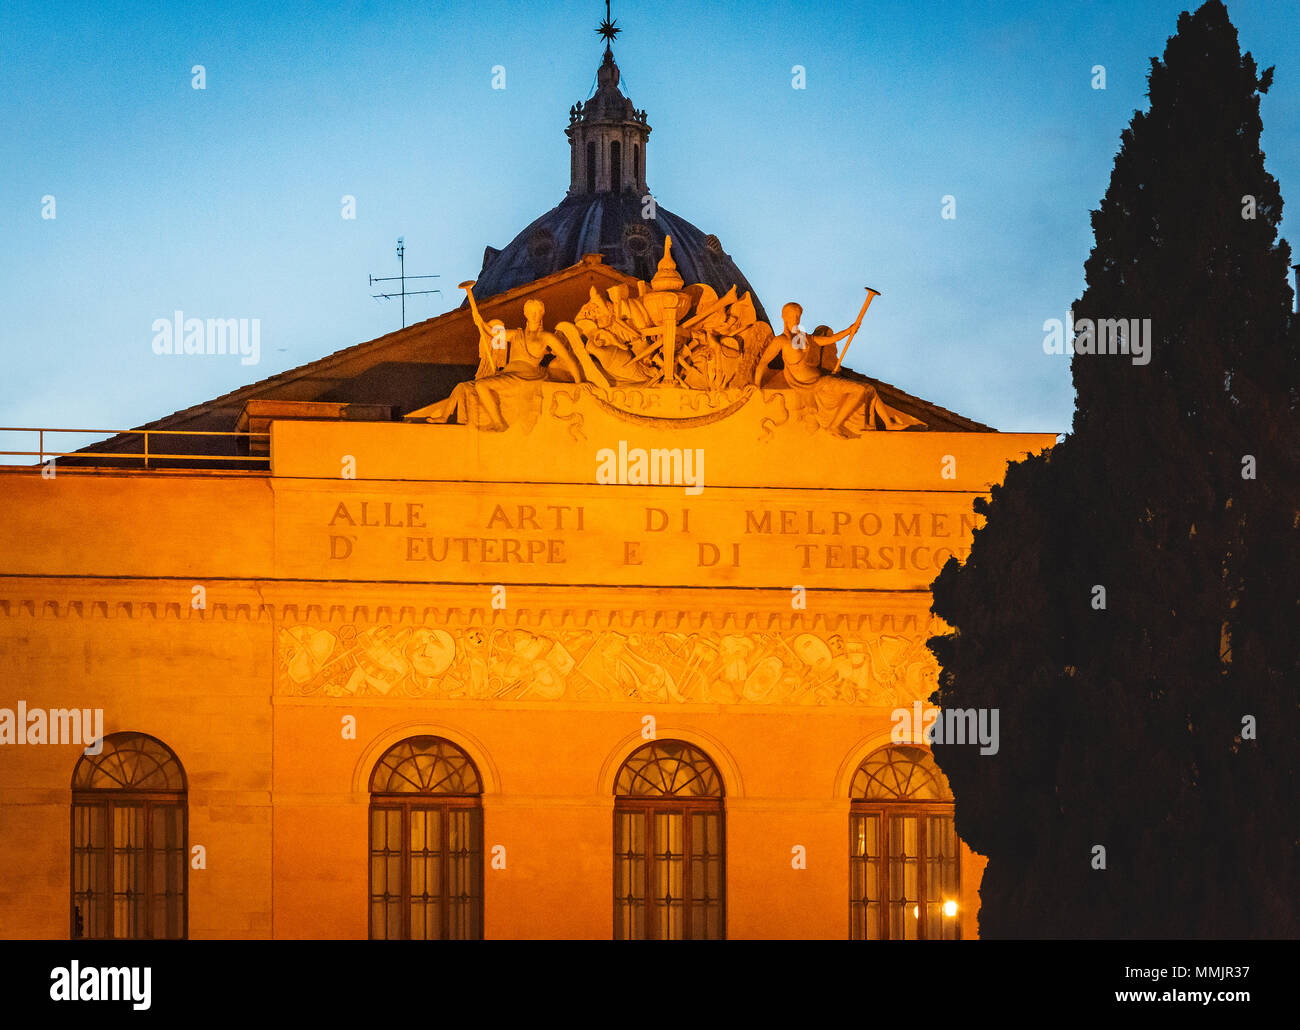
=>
[2,0,1296,435]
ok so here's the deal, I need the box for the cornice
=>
[0,578,937,633]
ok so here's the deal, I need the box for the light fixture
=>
[943,900,958,918]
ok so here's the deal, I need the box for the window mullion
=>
[645,806,656,941]
[143,800,154,940]
[682,803,693,941]
[879,807,890,941]
[105,800,116,940]
[440,805,450,942]
[401,803,412,941]
[918,811,929,941]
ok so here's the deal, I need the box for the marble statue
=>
[559,286,657,387]
[409,239,923,437]
[753,301,924,437]
[414,282,584,431]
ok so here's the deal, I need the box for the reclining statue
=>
[753,302,924,437]
[412,282,583,431]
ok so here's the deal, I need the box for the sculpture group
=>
[412,237,923,436]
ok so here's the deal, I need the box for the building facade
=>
[0,38,1054,941]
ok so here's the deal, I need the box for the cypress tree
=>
[929,0,1298,937]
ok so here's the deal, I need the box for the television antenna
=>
[369,237,441,328]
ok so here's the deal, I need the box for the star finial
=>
[596,0,620,49]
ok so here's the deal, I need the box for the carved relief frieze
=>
[277,619,942,707]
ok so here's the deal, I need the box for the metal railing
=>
[0,427,271,470]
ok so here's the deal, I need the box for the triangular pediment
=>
[76,255,990,465]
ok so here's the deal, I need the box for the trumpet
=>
[833,286,881,374]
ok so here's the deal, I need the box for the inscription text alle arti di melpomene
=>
[323,500,978,574]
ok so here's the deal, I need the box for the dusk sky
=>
[3,0,1297,437]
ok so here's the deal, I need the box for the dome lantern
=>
[565,5,650,197]
[470,2,767,322]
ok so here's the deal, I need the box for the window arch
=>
[71,732,187,940]
[610,139,622,192]
[368,736,483,940]
[614,740,724,940]
[849,744,959,940]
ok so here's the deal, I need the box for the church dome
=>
[469,42,768,322]
[472,193,768,322]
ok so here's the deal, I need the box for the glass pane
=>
[614,810,646,940]
[150,804,185,939]
[849,812,881,940]
[368,806,403,940]
[852,745,953,801]
[73,733,185,792]
[615,742,722,797]
[367,801,483,941]
[926,814,960,940]
[111,805,145,939]
[689,811,722,940]
[72,802,107,939]
[75,798,188,941]
[410,897,436,940]
[409,805,441,938]
[411,850,427,897]
[888,814,919,941]
[652,811,684,940]
[370,737,481,794]
[447,808,481,940]
[87,803,105,848]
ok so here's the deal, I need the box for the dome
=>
[471,192,769,323]
[467,41,768,323]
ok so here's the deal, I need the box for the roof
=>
[838,367,993,432]
[73,257,640,462]
[470,192,770,324]
[68,254,989,465]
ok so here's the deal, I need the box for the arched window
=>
[610,140,622,192]
[369,736,483,940]
[849,744,959,940]
[586,140,596,194]
[613,740,724,940]
[71,732,187,940]
[632,143,640,188]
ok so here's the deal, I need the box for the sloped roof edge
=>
[115,256,641,436]
[89,255,991,449]
[838,366,994,432]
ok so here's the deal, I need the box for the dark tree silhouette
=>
[929,0,1298,938]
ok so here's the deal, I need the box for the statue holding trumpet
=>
[752,288,923,437]
[411,279,581,431]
